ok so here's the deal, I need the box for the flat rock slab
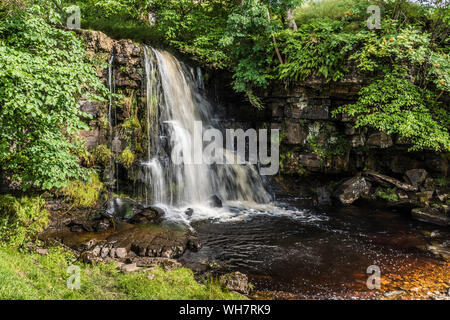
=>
[412,208,450,226]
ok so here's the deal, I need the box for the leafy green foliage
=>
[333,6,450,152]
[0,195,49,247]
[0,9,108,190]
[334,70,450,151]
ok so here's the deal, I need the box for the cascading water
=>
[140,47,280,223]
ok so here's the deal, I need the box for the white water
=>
[140,48,308,224]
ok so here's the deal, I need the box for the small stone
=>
[115,247,127,259]
[91,245,101,256]
[36,248,48,255]
[436,190,449,202]
[121,263,141,273]
[100,247,110,258]
[219,272,249,294]
[147,273,155,280]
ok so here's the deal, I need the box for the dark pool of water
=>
[180,198,449,299]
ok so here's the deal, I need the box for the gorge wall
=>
[78,30,448,195]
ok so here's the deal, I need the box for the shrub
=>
[60,172,104,208]
[0,195,49,246]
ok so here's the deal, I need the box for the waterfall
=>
[107,54,118,191]
[141,47,271,217]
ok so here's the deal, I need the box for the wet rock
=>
[208,195,223,208]
[316,186,331,205]
[93,219,111,232]
[411,208,450,226]
[128,206,164,224]
[426,242,450,261]
[404,169,428,187]
[334,176,371,205]
[364,171,417,192]
[185,208,194,216]
[436,190,449,202]
[67,221,87,233]
[397,190,409,200]
[187,237,202,252]
[219,272,249,294]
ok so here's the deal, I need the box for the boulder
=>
[185,208,194,216]
[364,171,417,192]
[411,208,450,226]
[219,272,249,294]
[128,206,164,224]
[334,176,371,205]
[208,195,223,208]
[115,247,127,259]
[404,169,428,187]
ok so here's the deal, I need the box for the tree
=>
[0,8,108,190]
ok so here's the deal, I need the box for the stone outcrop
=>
[334,176,371,205]
[411,208,450,226]
[209,72,448,178]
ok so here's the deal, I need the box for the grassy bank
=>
[0,246,245,300]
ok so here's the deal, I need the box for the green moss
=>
[60,172,104,208]
[372,187,399,203]
[118,147,135,169]
[307,130,350,163]
[0,195,49,247]
[98,114,110,132]
[92,144,112,167]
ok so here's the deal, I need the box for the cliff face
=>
[79,30,448,186]
[209,73,448,178]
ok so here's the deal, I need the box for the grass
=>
[0,246,245,300]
